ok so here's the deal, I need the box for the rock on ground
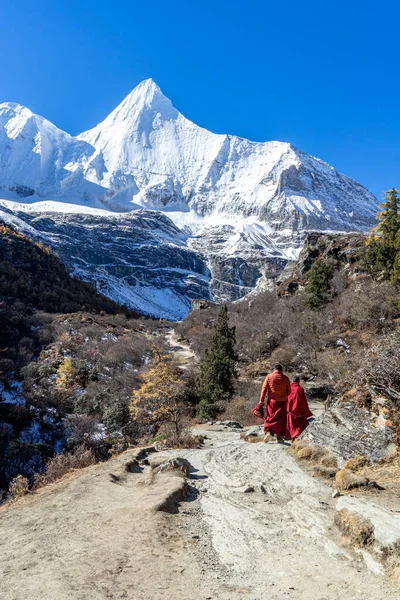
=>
[303,401,394,464]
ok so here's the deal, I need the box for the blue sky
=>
[0,0,398,199]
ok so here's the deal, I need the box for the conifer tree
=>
[129,353,185,435]
[304,259,334,310]
[365,188,400,282]
[196,305,237,420]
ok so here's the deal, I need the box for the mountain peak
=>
[78,78,179,144]
[116,78,176,118]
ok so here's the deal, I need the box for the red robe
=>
[286,382,313,440]
[264,400,287,437]
[260,371,291,437]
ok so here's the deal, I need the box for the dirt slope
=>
[0,454,204,600]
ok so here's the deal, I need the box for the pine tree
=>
[196,305,237,420]
[365,188,400,282]
[304,259,334,310]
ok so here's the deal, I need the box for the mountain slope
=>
[0,79,378,315]
[0,201,211,319]
[78,79,376,233]
[0,102,104,205]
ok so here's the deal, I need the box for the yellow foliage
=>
[57,356,78,389]
[129,353,184,427]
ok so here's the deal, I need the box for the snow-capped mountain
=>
[0,79,378,317]
[0,102,104,204]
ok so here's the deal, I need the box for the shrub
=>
[220,380,261,425]
[8,475,30,499]
[56,357,79,390]
[34,445,96,488]
[130,352,187,437]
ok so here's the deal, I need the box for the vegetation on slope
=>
[0,223,158,495]
[0,222,129,314]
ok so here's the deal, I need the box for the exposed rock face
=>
[278,231,366,294]
[302,401,394,465]
[0,207,211,320]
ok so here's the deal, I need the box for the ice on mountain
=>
[0,79,379,318]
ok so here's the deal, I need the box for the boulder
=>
[302,401,394,465]
[241,426,264,443]
[150,456,192,478]
[336,496,400,550]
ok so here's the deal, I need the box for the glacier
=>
[0,79,378,318]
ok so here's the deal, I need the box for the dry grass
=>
[335,468,369,491]
[34,445,96,488]
[334,508,375,546]
[343,455,371,472]
[312,465,339,479]
[288,439,309,455]
[321,455,339,468]
[353,451,400,503]
[296,445,328,462]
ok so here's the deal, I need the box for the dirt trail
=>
[165,329,198,369]
[0,454,205,600]
[1,430,398,600]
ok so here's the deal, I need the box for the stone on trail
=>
[150,456,192,478]
[241,425,264,443]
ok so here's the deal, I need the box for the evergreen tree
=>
[365,188,400,283]
[304,259,334,310]
[196,305,237,420]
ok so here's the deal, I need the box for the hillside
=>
[0,221,128,314]
[1,223,400,597]
[0,223,156,493]
[177,229,400,444]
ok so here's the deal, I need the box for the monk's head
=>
[273,364,283,372]
[293,375,301,383]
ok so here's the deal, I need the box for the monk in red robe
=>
[286,376,313,441]
[258,364,291,443]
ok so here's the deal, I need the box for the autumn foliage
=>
[129,352,186,435]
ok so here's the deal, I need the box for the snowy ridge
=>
[0,79,378,317]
